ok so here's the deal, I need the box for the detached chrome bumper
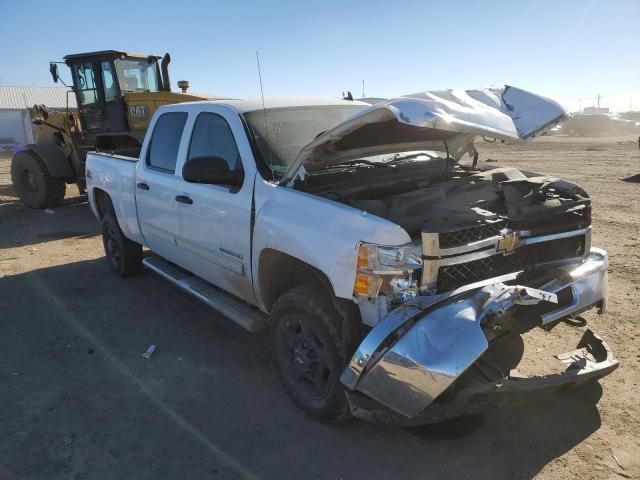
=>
[341,248,617,423]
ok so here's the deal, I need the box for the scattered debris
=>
[622,174,640,183]
[141,345,156,359]
[486,158,498,162]
[613,453,624,469]
[44,208,55,214]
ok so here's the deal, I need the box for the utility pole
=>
[362,80,365,98]
[596,93,602,109]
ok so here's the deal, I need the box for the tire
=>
[271,283,353,423]
[11,150,66,209]
[101,213,142,277]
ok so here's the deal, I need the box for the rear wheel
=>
[102,213,142,277]
[10,151,65,208]
[271,284,353,423]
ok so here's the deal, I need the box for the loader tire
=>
[11,150,65,209]
[271,284,353,423]
[102,213,142,277]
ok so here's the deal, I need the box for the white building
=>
[0,86,77,148]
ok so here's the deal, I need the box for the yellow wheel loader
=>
[11,50,211,208]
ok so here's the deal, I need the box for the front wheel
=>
[271,284,353,423]
[10,151,65,208]
[101,213,142,277]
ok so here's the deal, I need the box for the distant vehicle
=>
[554,112,640,136]
[0,136,18,153]
[85,86,617,426]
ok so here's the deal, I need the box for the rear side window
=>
[147,112,188,172]
[187,113,241,171]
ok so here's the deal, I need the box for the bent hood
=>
[282,85,568,183]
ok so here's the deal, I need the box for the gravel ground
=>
[0,137,639,480]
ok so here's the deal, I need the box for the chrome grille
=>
[435,235,586,293]
[438,221,508,249]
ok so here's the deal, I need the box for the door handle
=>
[175,195,193,205]
[136,182,150,190]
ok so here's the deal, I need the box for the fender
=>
[252,180,411,304]
[23,144,75,180]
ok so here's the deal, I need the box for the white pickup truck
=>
[86,86,618,425]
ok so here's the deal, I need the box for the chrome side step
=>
[142,255,267,333]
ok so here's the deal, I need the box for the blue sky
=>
[1,0,638,111]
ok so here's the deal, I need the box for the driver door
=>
[174,109,255,303]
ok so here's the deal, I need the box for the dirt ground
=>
[1,137,639,480]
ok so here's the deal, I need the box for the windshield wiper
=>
[382,152,436,165]
[338,159,388,168]
[314,159,389,173]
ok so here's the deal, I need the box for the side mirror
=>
[49,63,59,83]
[182,156,244,187]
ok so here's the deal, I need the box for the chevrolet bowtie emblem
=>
[497,229,520,255]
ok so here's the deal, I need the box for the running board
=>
[142,255,267,333]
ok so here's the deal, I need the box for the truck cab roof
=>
[159,97,370,114]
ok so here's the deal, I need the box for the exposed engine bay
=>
[295,156,590,238]
[296,155,593,299]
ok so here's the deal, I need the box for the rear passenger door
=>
[136,111,188,262]
[174,109,255,303]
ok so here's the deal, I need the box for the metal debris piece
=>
[44,209,55,214]
[141,345,156,359]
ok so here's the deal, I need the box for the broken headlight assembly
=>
[354,241,422,302]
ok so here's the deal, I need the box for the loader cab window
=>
[114,58,160,93]
[72,62,102,131]
[73,63,98,106]
[147,112,188,172]
[101,61,119,102]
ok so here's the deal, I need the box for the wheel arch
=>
[92,187,115,220]
[21,144,75,180]
[257,249,362,330]
[257,249,337,312]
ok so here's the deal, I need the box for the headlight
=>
[357,242,422,272]
[354,241,422,300]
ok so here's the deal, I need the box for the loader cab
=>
[62,50,167,144]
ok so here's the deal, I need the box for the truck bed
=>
[86,151,144,244]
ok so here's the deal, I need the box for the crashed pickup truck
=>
[86,86,618,425]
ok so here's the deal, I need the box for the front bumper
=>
[341,247,618,425]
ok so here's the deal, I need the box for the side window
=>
[73,62,97,105]
[146,112,188,172]
[101,62,118,102]
[187,113,242,171]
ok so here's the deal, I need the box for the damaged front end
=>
[341,248,618,426]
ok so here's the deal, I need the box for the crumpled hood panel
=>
[282,85,568,183]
